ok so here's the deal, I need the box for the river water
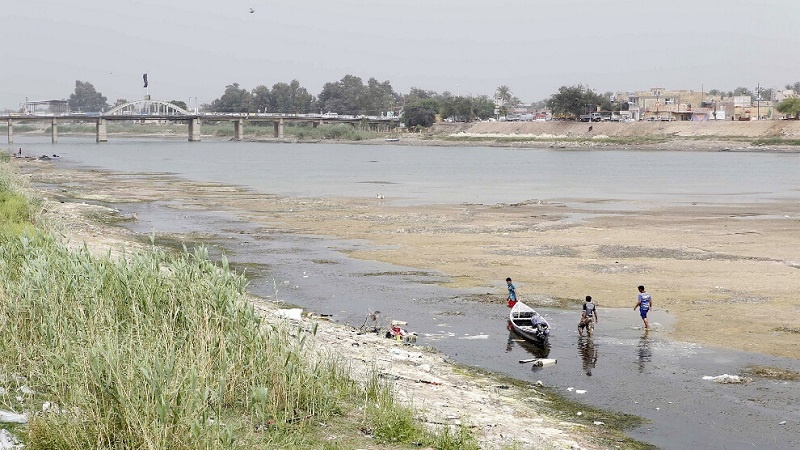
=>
[18,136,800,208]
[13,136,800,449]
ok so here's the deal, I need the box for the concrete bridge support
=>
[96,119,107,143]
[6,119,12,144]
[51,118,58,143]
[233,119,244,141]
[188,118,201,141]
[273,118,284,138]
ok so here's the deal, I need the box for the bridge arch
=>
[105,100,190,116]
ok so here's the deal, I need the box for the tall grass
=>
[0,124,40,133]
[0,162,480,449]
[41,124,188,135]
[290,124,379,141]
[0,232,364,449]
[0,163,39,235]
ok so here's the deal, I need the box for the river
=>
[12,136,800,449]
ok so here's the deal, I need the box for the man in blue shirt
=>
[634,285,652,329]
[506,277,518,307]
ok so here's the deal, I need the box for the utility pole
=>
[756,83,760,121]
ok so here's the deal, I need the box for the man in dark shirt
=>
[578,295,598,336]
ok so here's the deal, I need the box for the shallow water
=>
[13,136,800,210]
[15,136,800,449]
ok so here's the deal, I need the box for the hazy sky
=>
[2,0,799,110]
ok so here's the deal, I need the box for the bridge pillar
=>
[51,118,58,143]
[188,118,201,141]
[96,119,107,143]
[277,118,284,139]
[233,119,244,141]
[6,119,12,144]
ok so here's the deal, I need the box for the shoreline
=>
[8,121,800,153]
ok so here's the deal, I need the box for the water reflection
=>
[637,330,652,373]
[578,335,598,376]
[505,330,550,359]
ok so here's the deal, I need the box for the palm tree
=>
[495,85,513,117]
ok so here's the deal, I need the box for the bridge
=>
[1,99,398,144]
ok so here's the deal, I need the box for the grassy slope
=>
[0,158,479,449]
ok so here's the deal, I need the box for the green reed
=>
[0,162,479,449]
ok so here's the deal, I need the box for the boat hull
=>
[508,301,550,345]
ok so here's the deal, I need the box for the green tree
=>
[251,85,271,113]
[439,96,490,122]
[546,85,589,118]
[440,96,473,122]
[776,98,800,119]
[113,99,128,107]
[364,78,398,116]
[495,85,513,116]
[209,83,252,112]
[472,95,496,120]
[269,80,314,114]
[586,90,612,113]
[317,75,366,115]
[68,80,109,112]
[546,85,613,118]
[402,102,438,128]
[405,87,438,105]
[289,80,315,113]
[168,99,188,111]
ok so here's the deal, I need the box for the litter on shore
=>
[273,308,303,321]
[0,410,28,424]
[702,374,753,384]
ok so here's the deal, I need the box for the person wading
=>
[634,285,652,329]
[578,295,598,336]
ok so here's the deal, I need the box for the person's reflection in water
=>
[578,335,598,376]
[637,330,652,373]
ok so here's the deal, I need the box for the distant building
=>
[774,90,798,102]
[631,88,707,121]
[25,99,69,115]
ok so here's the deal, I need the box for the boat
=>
[508,301,550,345]
[385,137,399,142]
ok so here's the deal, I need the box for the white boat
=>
[508,301,550,345]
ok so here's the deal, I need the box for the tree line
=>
[65,77,800,125]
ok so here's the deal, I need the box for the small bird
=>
[249,8,255,13]
[588,125,593,132]
[377,193,384,199]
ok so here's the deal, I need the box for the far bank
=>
[6,118,800,151]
